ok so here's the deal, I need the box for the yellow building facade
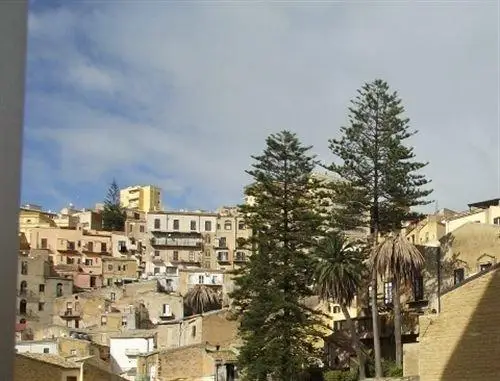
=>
[119,185,162,213]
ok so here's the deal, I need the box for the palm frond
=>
[374,232,424,282]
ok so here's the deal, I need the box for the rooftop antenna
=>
[435,200,439,213]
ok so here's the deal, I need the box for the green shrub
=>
[381,359,403,377]
[323,370,357,381]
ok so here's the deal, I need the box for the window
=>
[39,284,45,293]
[494,217,500,225]
[43,348,50,354]
[205,235,211,244]
[191,325,196,337]
[154,267,160,274]
[19,280,27,294]
[205,220,212,231]
[154,250,160,257]
[198,275,204,284]
[40,238,47,249]
[190,220,197,231]
[333,321,342,331]
[189,251,195,261]
[413,275,424,301]
[85,259,93,266]
[162,304,171,316]
[205,250,211,257]
[219,237,227,248]
[154,218,161,229]
[454,268,465,285]
[107,278,112,286]
[123,265,127,271]
[101,243,107,252]
[238,221,245,230]
[67,241,75,250]
[480,263,492,272]
[101,316,107,326]
[118,240,127,252]
[111,292,116,301]
[38,302,44,311]
[384,281,393,305]
[118,265,122,271]
[333,306,341,314]
[140,225,145,233]
[70,349,77,356]
[122,316,127,326]
[224,220,232,230]
[108,264,113,271]
[67,376,78,381]
[173,219,180,230]
[56,283,63,297]
[173,251,179,261]
[21,261,28,275]
[134,212,140,220]
[87,242,94,252]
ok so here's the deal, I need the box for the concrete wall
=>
[15,341,58,354]
[418,266,500,381]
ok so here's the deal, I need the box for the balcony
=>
[59,309,82,319]
[150,237,202,248]
[234,252,248,263]
[216,251,230,263]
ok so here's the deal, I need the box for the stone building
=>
[17,248,73,327]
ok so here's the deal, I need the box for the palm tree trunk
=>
[370,267,382,378]
[340,304,366,380]
[393,276,402,367]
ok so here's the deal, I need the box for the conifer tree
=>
[102,179,126,231]
[231,131,324,381]
[327,79,432,376]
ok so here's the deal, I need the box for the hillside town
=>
[14,180,500,380]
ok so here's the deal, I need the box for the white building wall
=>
[109,337,155,373]
[15,341,58,354]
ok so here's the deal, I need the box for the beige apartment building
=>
[19,205,58,233]
[120,185,162,212]
[146,210,217,275]
[445,198,500,233]
[215,206,252,270]
[17,248,73,327]
[23,225,112,290]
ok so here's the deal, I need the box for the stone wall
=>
[418,266,500,381]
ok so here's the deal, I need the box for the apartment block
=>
[120,185,162,212]
[23,226,113,290]
[146,210,217,275]
[101,257,139,286]
[446,197,500,233]
[19,205,58,233]
[214,206,252,270]
[17,249,73,327]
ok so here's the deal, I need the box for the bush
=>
[382,359,403,377]
[323,370,357,381]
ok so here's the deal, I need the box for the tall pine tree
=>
[327,79,432,376]
[232,131,324,381]
[102,179,126,232]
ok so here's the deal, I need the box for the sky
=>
[22,0,499,213]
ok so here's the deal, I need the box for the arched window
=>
[20,280,27,295]
[19,299,27,315]
[224,220,232,230]
[238,221,245,230]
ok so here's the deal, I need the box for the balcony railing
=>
[151,237,202,247]
[59,309,82,319]
[217,251,230,262]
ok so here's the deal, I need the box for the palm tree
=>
[373,232,424,368]
[184,284,222,315]
[314,231,367,379]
